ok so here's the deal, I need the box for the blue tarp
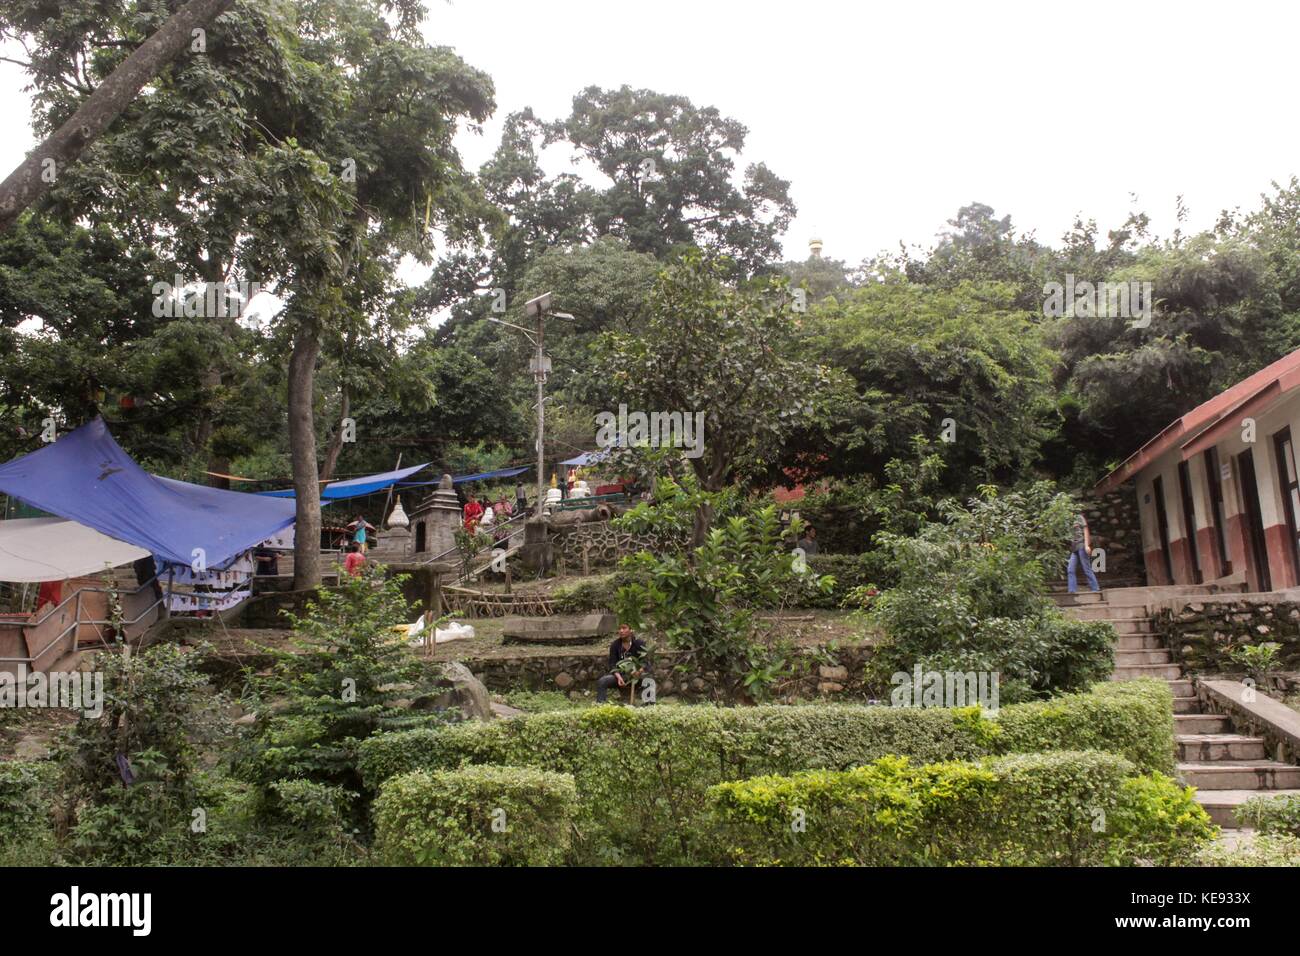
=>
[0,418,297,570]
[259,461,431,500]
[559,451,608,467]
[396,465,531,487]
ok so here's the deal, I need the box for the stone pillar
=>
[521,517,551,573]
[424,474,463,558]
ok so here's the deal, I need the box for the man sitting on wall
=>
[596,623,649,703]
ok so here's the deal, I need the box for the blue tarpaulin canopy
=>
[258,461,431,500]
[559,451,608,467]
[0,418,297,570]
[396,465,531,487]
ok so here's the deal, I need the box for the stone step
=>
[1051,591,1106,606]
[1180,760,1300,790]
[1177,734,1267,762]
[1168,679,1194,697]
[1111,663,1183,681]
[1194,788,1300,827]
[1174,713,1232,734]
[1173,695,1200,714]
[1115,648,1173,666]
[1068,604,1148,621]
[1107,619,1155,636]
[1115,634,1163,650]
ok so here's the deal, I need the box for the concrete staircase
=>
[1055,585,1300,827]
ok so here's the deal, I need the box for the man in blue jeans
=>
[1067,513,1101,593]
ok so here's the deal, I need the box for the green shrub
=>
[997,679,1176,775]
[552,574,621,613]
[1195,833,1300,867]
[372,765,577,866]
[358,682,1172,864]
[709,751,1159,866]
[0,760,53,838]
[782,553,896,608]
[1104,773,1218,865]
[1236,793,1300,837]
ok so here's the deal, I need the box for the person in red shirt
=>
[463,497,483,532]
[343,543,366,577]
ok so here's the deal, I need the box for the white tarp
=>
[0,517,150,582]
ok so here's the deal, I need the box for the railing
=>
[0,576,164,669]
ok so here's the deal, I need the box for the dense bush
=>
[780,553,896,608]
[707,751,1213,866]
[0,759,53,838]
[358,682,1172,864]
[1195,833,1300,867]
[996,679,1176,776]
[1236,792,1300,837]
[866,485,1114,701]
[373,765,577,866]
[551,573,622,613]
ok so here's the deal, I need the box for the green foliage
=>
[709,751,1209,866]
[1195,833,1300,867]
[551,573,622,613]
[614,503,831,699]
[1236,793,1300,838]
[0,760,54,839]
[235,566,450,808]
[780,553,894,609]
[997,679,1177,776]
[1228,641,1283,682]
[357,683,1171,864]
[373,765,577,866]
[866,484,1112,701]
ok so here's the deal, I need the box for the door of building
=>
[1272,427,1300,586]
[1152,475,1175,584]
[1236,449,1272,592]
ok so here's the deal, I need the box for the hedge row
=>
[357,680,1174,864]
[373,764,577,866]
[709,751,1213,866]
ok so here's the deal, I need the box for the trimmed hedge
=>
[357,680,1174,864]
[708,751,1213,866]
[372,764,577,866]
[997,679,1176,775]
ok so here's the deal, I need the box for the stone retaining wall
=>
[465,644,874,702]
[1080,480,1145,584]
[1154,596,1300,673]
[551,520,672,569]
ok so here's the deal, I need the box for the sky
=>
[2,0,1298,271]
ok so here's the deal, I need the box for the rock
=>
[818,665,849,681]
[13,736,50,759]
[233,712,258,726]
[490,701,527,718]
[817,681,844,694]
[1257,625,1271,635]
[418,661,493,721]
[554,672,574,689]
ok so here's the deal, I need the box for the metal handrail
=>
[0,578,164,665]
[0,575,160,631]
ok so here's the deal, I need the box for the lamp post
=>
[492,292,573,517]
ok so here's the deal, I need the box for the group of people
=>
[462,482,531,533]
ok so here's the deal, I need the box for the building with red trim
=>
[1096,347,1300,591]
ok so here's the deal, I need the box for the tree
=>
[803,276,1059,487]
[0,0,236,231]
[4,0,495,588]
[547,86,796,277]
[576,249,838,542]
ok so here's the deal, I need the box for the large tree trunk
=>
[288,325,323,591]
[0,0,237,232]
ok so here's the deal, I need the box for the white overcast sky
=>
[2,0,1297,270]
